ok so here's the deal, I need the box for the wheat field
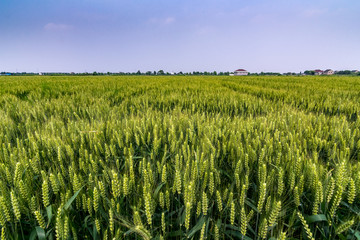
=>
[0,75,359,239]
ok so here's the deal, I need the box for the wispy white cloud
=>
[250,14,269,23]
[44,23,73,31]
[164,17,175,24]
[301,9,327,18]
[148,17,176,25]
[197,26,215,35]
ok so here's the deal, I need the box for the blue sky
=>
[1,0,360,73]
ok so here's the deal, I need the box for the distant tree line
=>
[1,71,233,76]
[250,72,282,76]
[304,70,360,75]
[2,70,359,76]
[335,70,357,75]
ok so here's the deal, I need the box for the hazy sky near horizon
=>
[1,0,360,73]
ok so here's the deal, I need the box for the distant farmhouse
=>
[314,69,324,75]
[313,69,334,75]
[323,69,334,75]
[234,69,248,76]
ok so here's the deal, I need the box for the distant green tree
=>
[304,70,315,75]
[336,70,352,75]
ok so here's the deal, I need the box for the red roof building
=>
[234,69,248,76]
[314,69,323,75]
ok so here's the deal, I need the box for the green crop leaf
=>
[187,216,206,238]
[29,229,37,240]
[46,205,53,227]
[64,186,84,210]
[225,229,252,240]
[35,226,46,240]
[305,214,327,224]
[245,199,259,213]
[154,182,165,198]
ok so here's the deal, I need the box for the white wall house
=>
[234,69,248,76]
[323,69,334,75]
